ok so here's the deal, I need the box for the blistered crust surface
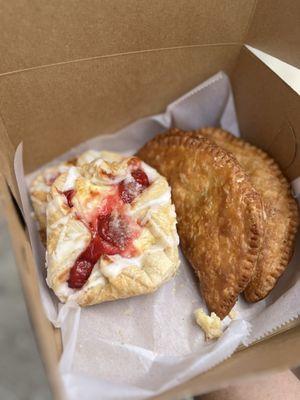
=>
[193,127,299,302]
[46,152,179,306]
[137,134,264,318]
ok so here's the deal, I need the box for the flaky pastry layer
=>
[46,151,179,306]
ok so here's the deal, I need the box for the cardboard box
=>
[0,1,299,399]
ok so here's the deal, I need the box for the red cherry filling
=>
[63,189,75,208]
[68,212,138,289]
[67,163,147,289]
[132,169,149,187]
[119,168,150,204]
[98,213,133,250]
[67,236,103,289]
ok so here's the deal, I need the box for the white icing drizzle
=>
[93,158,105,168]
[147,217,177,248]
[31,196,47,207]
[84,265,107,289]
[141,162,158,183]
[144,244,165,254]
[89,158,130,185]
[54,261,106,301]
[62,166,81,191]
[90,174,126,186]
[31,163,71,196]
[55,281,76,300]
[49,215,70,230]
[77,150,101,166]
[50,219,90,268]
[131,189,171,215]
[46,152,179,301]
[47,193,65,217]
[100,254,143,279]
[31,179,51,194]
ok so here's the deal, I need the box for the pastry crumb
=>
[229,309,238,320]
[123,307,133,316]
[194,308,223,340]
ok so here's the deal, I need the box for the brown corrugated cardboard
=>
[0,45,241,173]
[246,0,300,69]
[0,1,255,74]
[232,47,300,180]
[0,1,299,399]
[0,115,18,202]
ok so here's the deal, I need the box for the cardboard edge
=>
[0,112,21,205]
[231,46,300,180]
[238,317,300,350]
[239,45,300,97]
[153,323,300,400]
[0,173,64,400]
[246,0,300,68]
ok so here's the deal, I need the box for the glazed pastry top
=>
[46,151,179,305]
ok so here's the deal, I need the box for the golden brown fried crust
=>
[168,127,299,302]
[137,134,264,318]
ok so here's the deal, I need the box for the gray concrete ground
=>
[0,205,51,400]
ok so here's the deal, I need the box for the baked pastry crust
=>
[186,127,299,302]
[137,134,264,318]
[46,152,179,306]
[30,163,71,241]
[30,150,102,241]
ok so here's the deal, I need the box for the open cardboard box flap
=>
[0,1,299,399]
[246,0,300,69]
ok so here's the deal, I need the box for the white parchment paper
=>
[14,72,300,400]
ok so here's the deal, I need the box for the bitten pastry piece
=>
[30,150,102,240]
[189,127,299,302]
[137,134,264,318]
[194,308,223,340]
[46,152,179,306]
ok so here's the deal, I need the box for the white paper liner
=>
[13,72,300,400]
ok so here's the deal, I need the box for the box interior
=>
[0,1,299,398]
